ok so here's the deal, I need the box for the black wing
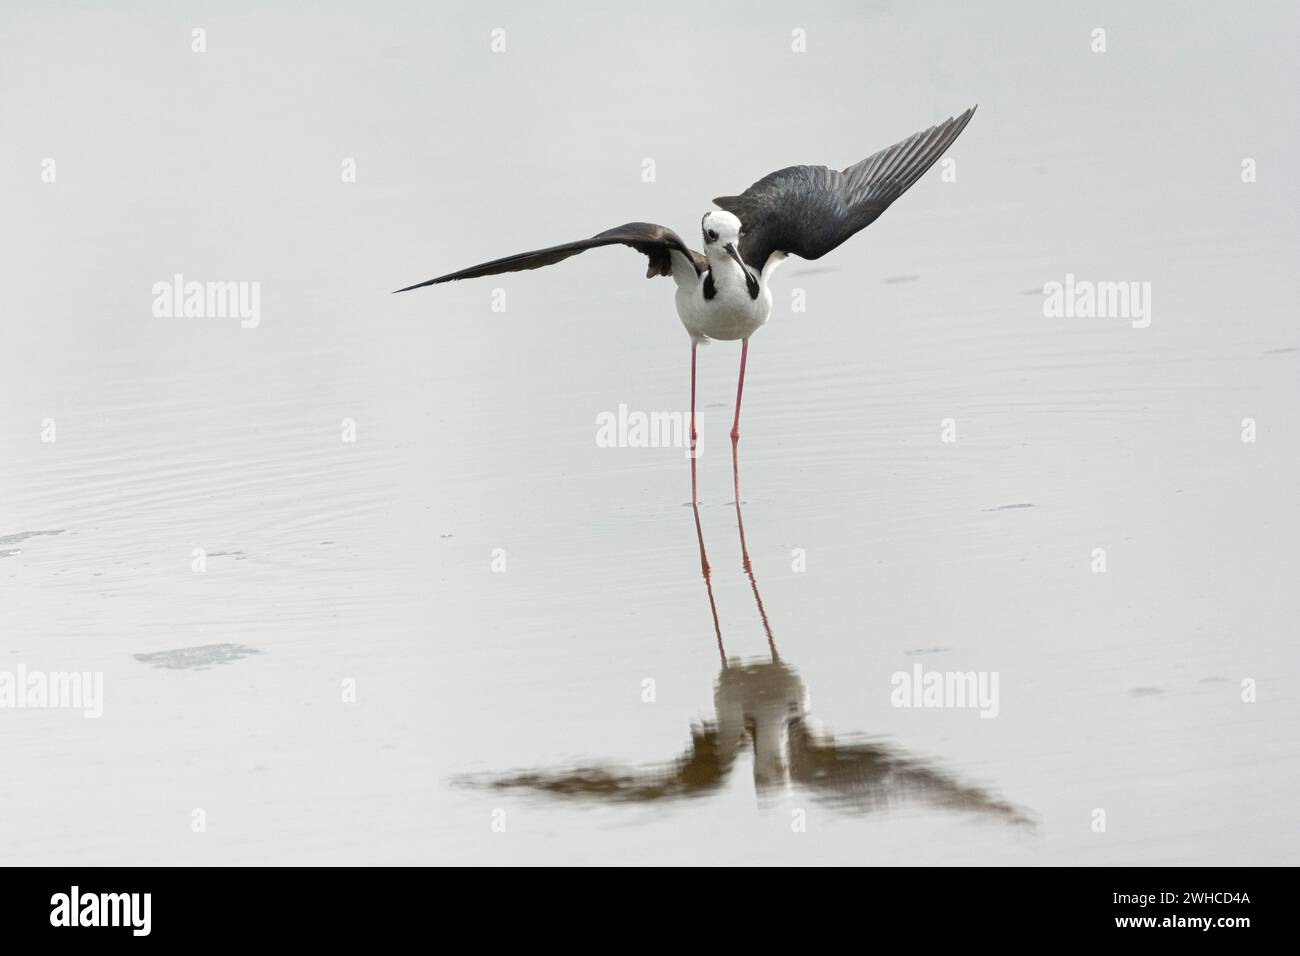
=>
[393,221,706,293]
[714,106,976,273]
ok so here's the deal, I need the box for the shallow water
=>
[2,1,1298,864]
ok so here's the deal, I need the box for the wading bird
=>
[396,107,975,462]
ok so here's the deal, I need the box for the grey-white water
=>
[1,0,1297,864]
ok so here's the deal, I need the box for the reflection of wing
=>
[459,726,732,803]
[394,222,707,292]
[788,720,1032,824]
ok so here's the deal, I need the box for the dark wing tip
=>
[909,105,978,146]
[393,271,469,293]
[392,278,436,294]
[917,106,976,149]
[942,105,978,139]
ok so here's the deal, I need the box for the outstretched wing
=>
[714,106,976,273]
[393,221,706,293]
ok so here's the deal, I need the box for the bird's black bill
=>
[724,242,762,299]
[723,242,746,271]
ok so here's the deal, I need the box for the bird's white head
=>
[701,210,747,273]
[701,210,742,247]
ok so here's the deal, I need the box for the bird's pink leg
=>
[690,339,700,505]
[690,339,699,451]
[730,338,749,443]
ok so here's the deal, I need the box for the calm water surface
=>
[1,1,1297,864]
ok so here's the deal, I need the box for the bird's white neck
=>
[706,247,751,283]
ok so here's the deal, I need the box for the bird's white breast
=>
[675,257,772,342]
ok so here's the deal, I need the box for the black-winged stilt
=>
[396,107,975,468]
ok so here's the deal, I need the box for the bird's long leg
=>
[730,338,749,443]
[731,437,777,661]
[690,338,701,504]
[691,454,725,664]
[690,338,700,450]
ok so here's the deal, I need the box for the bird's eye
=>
[706,229,719,242]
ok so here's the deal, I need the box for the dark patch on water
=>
[1130,686,1165,697]
[883,274,919,284]
[133,643,263,670]
[983,503,1034,512]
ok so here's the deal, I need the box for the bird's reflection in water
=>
[465,445,1032,826]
